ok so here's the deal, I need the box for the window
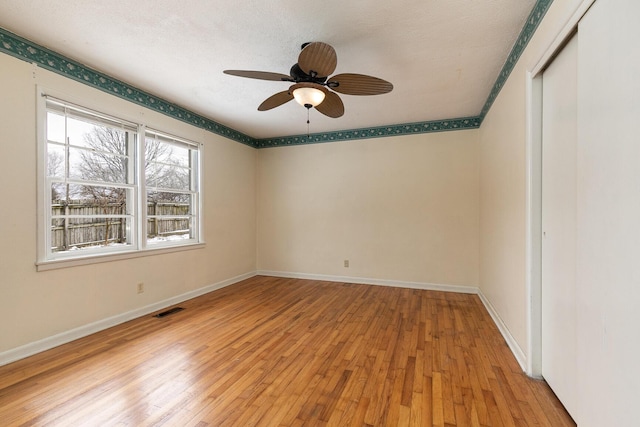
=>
[38,95,202,266]
[144,130,200,246]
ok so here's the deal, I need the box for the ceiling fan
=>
[223,42,393,118]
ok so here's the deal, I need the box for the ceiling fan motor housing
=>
[289,63,330,84]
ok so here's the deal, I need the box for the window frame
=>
[36,89,204,271]
[142,128,202,250]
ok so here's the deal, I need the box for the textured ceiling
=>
[0,0,537,140]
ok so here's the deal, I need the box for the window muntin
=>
[40,96,202,263]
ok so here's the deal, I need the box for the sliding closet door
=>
[541,34,578,418]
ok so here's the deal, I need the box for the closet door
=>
[541,34,578,418]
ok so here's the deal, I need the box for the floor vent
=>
[154,307,185,318]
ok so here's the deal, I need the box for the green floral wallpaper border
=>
[0,27,255,147]
[479,0,553,120]
[0,0,552,149]
[255,117,482,148]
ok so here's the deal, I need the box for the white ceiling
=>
[0,0,536,139]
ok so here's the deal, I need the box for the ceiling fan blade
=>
[315,91,344,118]
[298,42,337,78]
[258,90,294,111]
[327,73,393,95]
[224,70,292,82]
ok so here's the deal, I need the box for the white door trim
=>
[524,0,596,378]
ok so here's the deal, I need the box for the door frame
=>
[524,0,596,378]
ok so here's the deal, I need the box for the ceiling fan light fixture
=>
[225,42,392,118]
[292,83,326,108]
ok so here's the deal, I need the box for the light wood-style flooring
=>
[0,276,575,426]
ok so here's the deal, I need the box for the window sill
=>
[35,242,206,272]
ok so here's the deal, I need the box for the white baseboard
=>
[2,270,528,375]
[0,271,256,367]
[257,270,479,294]
[477,290,527,371]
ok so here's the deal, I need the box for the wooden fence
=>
[51,201,190,252]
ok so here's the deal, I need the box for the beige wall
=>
[257,131,479,287]
[0,53,256,355]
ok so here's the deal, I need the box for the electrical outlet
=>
[344,259,349,268]
[137,282,144,294]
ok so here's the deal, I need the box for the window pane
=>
[51,183,67,203]
[47,112,65,143]
[147,191,191,206]
[52,183,128,209]
[51,217,131,253]
[168,144,190,168]
[147,190,193,244]
[146,164,190,190]
[47,144,66,178]
[145,137,191,190]
[68,146,127,183]
[161,166,190,190]
[145,137,190,166]
[146,217,192,245]
[49,183,133,254]
[67,117,127,155]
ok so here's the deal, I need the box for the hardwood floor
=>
[0,276,574,426]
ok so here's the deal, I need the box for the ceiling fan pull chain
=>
[307,108,310,138]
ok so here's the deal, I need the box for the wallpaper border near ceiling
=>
[0,27,256,148]
[255,116,482,148]
[479,0,553,120]
[0,0,552,149]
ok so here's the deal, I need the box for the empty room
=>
[0,0,638,425]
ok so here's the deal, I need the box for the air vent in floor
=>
[154,307,184,318]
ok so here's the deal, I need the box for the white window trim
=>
[36,88,205,271]
[35,242,206,272]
